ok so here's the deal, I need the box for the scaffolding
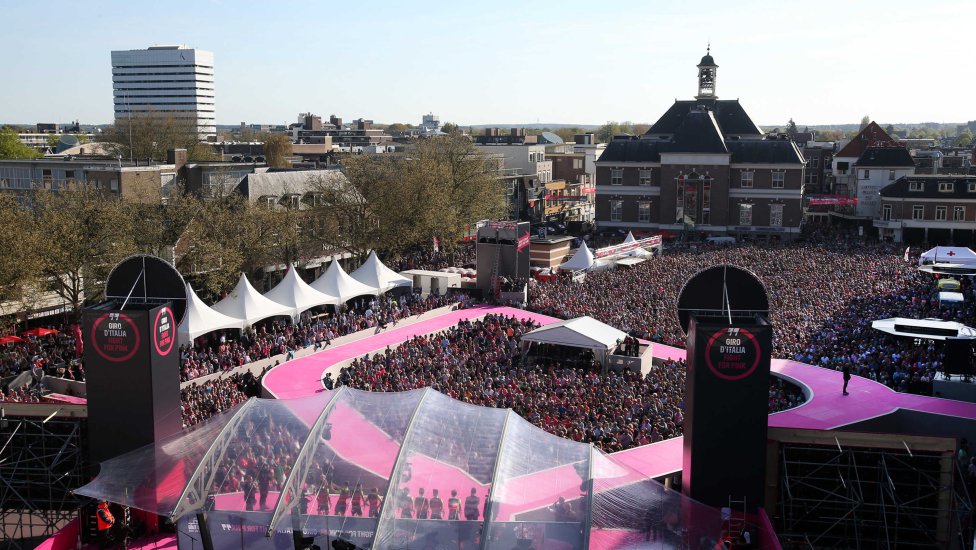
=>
[768,427,972,550]
[0,404,88,550]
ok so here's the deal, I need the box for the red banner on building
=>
[807,195,859,206]
[517,232,531,251]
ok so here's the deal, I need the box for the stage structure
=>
[0,404,88,550]
[768,427,972,549]
[84,255,187,464]
[476,220,531,295]
[677,265,772,514]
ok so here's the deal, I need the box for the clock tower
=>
[696,45,718,100]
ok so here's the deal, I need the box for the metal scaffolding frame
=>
[770,428,972,550]
[0,407,88,550]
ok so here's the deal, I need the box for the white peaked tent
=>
[311,260,380,302]
[520,316,628,367]
[212,273,293,328]
[919,247,976,267]
[560,241,596,271]
[178,284,245,342]
[350,251,412,293]
[264,266,340,318]
[622,231,653,257]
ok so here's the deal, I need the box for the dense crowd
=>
[180,370,264,428]
[530,227,964,393]
[0,330,82,381]
[389,244,476,273]
[330,314,804,452]
[180,293,460,381]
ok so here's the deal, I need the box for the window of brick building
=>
[741,171,754,188]
[638,201,650,222]
[912,205,924,220]
[770,204,783,227]
[739,204,753,225]
[610,168,622,185]
[772,171,785,189]
[639,169,652,186]
[611,200,623,221]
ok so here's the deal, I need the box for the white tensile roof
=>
[871,317,976,341]
[521,316,628,351]
[350,251,412,293]
[178,284,245,342]
[211,273,293,327]
[622,231,652,257]
[560,241,595,271]
[919,247,976,267]
[264,265,339,317]
[310,260,380,302]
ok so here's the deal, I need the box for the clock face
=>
[701,70,714,83]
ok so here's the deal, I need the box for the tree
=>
[859,116,871,131]
[956,130,974,148]
[0,127,41,159]
[31,185,137,320]
[320,134,506,255]
[174,193,251,297]
[0,194,41,311]
[441,122,461,135]
[596,122,634,143]
[786,119,798,137]
[885,124,896,136]
[262,133,292,168]
[386,123,415,133]
[100,115,218,162]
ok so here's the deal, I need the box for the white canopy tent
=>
[264,266,340,318]
[559,242,596,271]
[310,260,380,302]
[212,273,294,328]
[919,247,976,267]
[350,251,412,294]
[520,316,628,367]
[871,317,976,341]
[178,284,245,342]
[622,232,653,257]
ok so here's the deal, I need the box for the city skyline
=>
[3,0,973,128]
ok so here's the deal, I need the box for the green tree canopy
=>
[859,116,871,131]
[0,127,41,159]
[100,116,218,162]
[956,130,974,148]
[262,133,292,168]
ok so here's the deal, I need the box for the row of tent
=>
[560,231,653,272]
[178,251,411,342]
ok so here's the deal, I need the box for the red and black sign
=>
[89,312,141,363]
[704,327,761,381]
[153,306,175,357]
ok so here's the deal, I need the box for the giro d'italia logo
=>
[90,313,141,363]
[704,327,760,381]
[153,307,175,357]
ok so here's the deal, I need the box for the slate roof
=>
[856,147,915,167]
[647,100,763,137]
[670,108,728,153]
[728,139,805,164]
[880,175,976,198]
[596,139,663,163]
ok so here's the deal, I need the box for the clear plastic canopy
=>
[77,388,722,549]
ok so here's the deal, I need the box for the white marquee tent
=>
[264,266,340,318]
[622,231,653,257]
[559,241,596,271]
[178,284,245,342]
[919,247,976,267]
[212,273,294,328]
[520,316,628,367]
[871,317,976,341]
[350,251,412,294]
[310,260,379,302]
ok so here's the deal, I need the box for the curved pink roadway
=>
[263,305,976,480]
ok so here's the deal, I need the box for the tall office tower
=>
[111,45,215,140]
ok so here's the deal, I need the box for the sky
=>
[3,0,973,128]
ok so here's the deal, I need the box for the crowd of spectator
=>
[530,226,961,394]
[389,244,476,273]
[0,330,82,381]
[180,370,264,428]
[332,314,804,452]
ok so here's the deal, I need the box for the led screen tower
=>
[677,265,772,512]
[83,255,187,463]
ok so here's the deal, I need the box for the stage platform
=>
[41,305,976,550]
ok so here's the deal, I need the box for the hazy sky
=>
[3,0,973,127]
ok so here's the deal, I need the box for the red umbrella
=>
[0,335,25,345]
[21,327,60,337]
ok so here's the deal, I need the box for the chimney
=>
[167,148,188,172]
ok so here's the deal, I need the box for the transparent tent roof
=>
[77,387,721,549]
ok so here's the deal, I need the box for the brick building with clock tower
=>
[595,49,806,240]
